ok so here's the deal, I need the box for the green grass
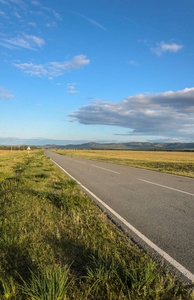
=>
[20,265,73,300]
[0,150,193,299]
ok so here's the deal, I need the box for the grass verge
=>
[52,149,194,178]
[0,150,193,299]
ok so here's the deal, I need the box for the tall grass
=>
[20,265,73,300]
[0,150,192,299]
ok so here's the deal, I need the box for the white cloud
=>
[128,60,138,66]
[52,10,62,20]
[151,41,183,56]
[10,0,24,5]
[13,11,21,18]
[64,55,90,70]
[0,41,15,49]
[1,34,45,50]
[2,0,62,36]
[28,22,37,27]
[0,0,22,4]
[68,87,194,139]
[31,1,62,21]
[29,35,44,47]
[77,13,108,32]
[0,87,14,99]
[68,90,80,94]
[31,0,41,5]
[148,137,191,143]
[13,62,47,76]
[14,55,90,77]
[46,21,57,28]
[0,0,24,7]
[67,83,80,94]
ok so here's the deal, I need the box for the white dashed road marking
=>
[138,179,194,196]
[91,164,120,174]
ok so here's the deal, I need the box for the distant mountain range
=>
[44,142,194,151]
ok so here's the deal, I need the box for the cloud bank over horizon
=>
[68,87,194,139]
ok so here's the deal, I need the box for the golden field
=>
[0,149,39,156]
[0,150,20,156]
[54,149,194,162]
[54,149,194,178]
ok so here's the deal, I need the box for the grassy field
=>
[0,150,24,156]
[0,150,193,299]
[53,149,194,178]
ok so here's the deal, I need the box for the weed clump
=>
[20,265,73,300]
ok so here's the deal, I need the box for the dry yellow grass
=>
[0,149,39,157]
[0,150,20,156]
[59,149,193,162]
[54,149,194,177]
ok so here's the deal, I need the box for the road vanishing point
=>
[45,150,194,284]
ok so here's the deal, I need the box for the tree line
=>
[0,145,39,150]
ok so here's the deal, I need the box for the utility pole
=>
[11,140,12,153]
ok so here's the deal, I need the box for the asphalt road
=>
[45,150,194,283]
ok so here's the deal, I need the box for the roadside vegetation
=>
[53,149,194,178]
[0,150,193,299]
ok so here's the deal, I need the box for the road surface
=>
[45,150,194,283]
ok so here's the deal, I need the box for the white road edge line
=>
[138,179,194,196]
[91,164,120,174]
[50,158,194,283]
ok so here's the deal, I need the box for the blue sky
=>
[0,0,194,145]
